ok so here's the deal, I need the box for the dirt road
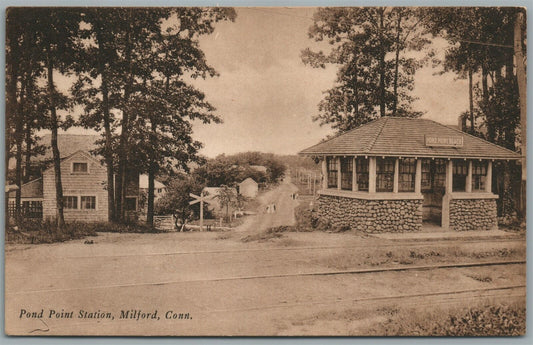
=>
[4,180,526,335]
[5,227,525,335]
[236,176,299,233]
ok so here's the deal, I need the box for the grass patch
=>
[6,220,98,244]
[6,220,164,244]
[318,246,525,270]
[241,231,284,243]
[370,301,525,336]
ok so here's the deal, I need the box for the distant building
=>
[9,134,139,222]
[202,186,238,217]
[139,174,167,200]
[238,177,258,198]
[250,165,267,174]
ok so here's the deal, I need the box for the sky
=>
[189,8,469,157]
[59,7,471,158]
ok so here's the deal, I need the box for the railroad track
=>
[23,237,525,260]
[7,259,526,295]
[201,284,526,314]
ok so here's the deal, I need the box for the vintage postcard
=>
[4,6,526,336]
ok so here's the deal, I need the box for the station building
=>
[299,117,521,232]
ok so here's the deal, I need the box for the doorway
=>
[421,159,446,226]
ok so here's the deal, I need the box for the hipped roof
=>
[299,117,521,160]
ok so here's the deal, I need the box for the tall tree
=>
[72,8,126,222]
[302,7,428,132]
[31,8,79,228]
[131,8,236,226]
[425,7,525,217]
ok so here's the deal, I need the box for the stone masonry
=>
[317,194,423,233]
[449,198,498,231]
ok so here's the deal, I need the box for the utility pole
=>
[514,10,527,218]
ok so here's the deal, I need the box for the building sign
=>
[425,135,464,148]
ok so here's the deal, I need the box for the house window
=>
[72,162,88,173]
[472,160,487,191]
[125,197,137,211]
[399,158,416,192]
[340,157,353,190]
[81,196,96,209]
[356,157,369,191]
[376,157,395,192]
[327,157,338,188]
[64,196,78,209]
[453,160,468,192]
[157,188,162,194]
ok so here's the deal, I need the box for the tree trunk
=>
[6,24,19,222]
[379,9,386,117]
[24,115,32,183]
[353,58,359,118]
[94,18,116,222]
[514,11,527,218]
[117,17,134,222]
[468,67,474,133]
[482,66,495,142]
[392,12,402,116]
[46,48,65,229]
[146,166,155,226]
[15,74,26,221]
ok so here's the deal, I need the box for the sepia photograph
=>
[3,5,527,336]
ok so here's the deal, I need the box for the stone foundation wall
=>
[449,198,498,231]
[317,194,423,233]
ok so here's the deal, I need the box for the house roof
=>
[250,165,267,173]
[8,178,43,199]
[239,177,258,186]
[139,174,166,189]
[37,134,101,161]
[202,187,238,197]
[299,117,521,160]
[42,150,103,174]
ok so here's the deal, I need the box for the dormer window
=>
[72,162,88,173]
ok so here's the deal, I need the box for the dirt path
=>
[236,176,299,233]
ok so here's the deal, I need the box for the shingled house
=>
[9,134,140,222]
[299,117,521,232]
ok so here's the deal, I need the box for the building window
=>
[356,157,369,191]
[81,196,96,209]
[72,162,88,173]
[376,157,395,192]
[421,159,432,191]
[125,197,137,211]
[453,160,468,192]
[434,159,446,189]
[157,188,162,194]
[340,157,353,190]
[421,159,446,192]
[327,157,338,188]
[399,158,416,192]
[472,160,487,191]
[64,196,78,209]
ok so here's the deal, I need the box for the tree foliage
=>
[302,7,429,132]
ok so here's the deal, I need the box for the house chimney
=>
[458,114,467,132]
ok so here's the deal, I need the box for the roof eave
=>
[298,151,521,160]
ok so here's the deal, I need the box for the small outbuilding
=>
[238,177,259,198]
[299,117,521,232]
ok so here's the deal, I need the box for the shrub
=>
[372,302,525,336]
[293,204,331,232]
[6,220,98,244]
